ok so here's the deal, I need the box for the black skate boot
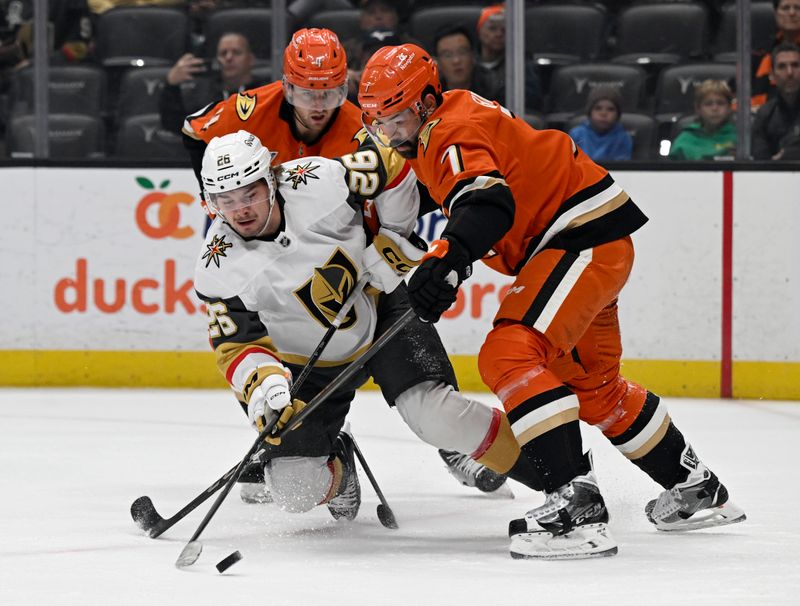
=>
[645,446,745,531]
[438,449,510,495]
[508,453,617,560]
[327,430,361,521]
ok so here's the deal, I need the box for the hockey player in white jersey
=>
[193,130,544,517]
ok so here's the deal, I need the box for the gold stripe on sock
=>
[515,408,580,447]
[477,414,521,475]
[626,414,672,460]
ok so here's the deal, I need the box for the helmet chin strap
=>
[293,107,312,131]
[253,197,277,238]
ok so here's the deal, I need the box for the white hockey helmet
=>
[201,130,277,206]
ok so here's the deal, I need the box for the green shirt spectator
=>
[668,121,736,160]
[669,79,736,161]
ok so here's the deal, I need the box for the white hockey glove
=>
[246,365,292,430]
[363,227,427,293]
[244,365,307,446]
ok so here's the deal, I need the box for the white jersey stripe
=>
[510,392,580,438]
[533,249,593,335]
[615,399,668,455]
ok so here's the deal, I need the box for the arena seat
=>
[525,3,607,66]
[305,9,362,43]
[114,114,186,160]
[116,67,170,120]
[545,63,647,129]
[654,62,737,126]
[10,65,106,117]
[523,112,547,130]
[407,6,484,54]
[714,2,776,62]
[7,114,106,158]
[612,3,709,67]
[96,7,189,68]
[204,8,287,63]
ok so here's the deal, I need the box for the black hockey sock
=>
[630,421,690,489]
[519,419,587,492]
[504,452,545,491]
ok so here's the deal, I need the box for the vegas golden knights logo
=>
[294,248,358,329]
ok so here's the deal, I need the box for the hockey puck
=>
[216,550,243,573]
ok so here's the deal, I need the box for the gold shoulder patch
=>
[236,92,256,121]
[378,146,406,185]
[419,118,441,153]
[354,127,370,144]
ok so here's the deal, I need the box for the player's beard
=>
[395,140,418,159]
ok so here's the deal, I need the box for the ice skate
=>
[645,447,745,532]
[438,449,513,497]
[238,458,273,504]
[327,429,361,521]
[508,455,617,560]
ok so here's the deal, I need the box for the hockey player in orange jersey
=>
[182,28,543,503]
[183,28,362,177]
[358,44,746,560]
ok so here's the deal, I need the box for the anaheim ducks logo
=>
[236,92,256,121]
[202,234,233,268]
[284,161,321,189]
[418,118,441,153]
[294,249,358,329]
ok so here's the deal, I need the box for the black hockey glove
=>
[407,237,472,323]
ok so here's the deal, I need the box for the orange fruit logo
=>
[134,177,196,239]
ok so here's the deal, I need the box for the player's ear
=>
[422,92,437,112]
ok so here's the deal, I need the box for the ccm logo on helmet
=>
[217,172,240,181]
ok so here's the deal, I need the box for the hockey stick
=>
[351,435,398,529]
[131,275,368,539]
[175,307,417,567]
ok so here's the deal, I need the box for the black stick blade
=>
[130,496,164,537]
[175,541,203,568]
[377,504,398,529]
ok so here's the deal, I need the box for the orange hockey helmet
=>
[283,28,347,89]
[358,43,441,121]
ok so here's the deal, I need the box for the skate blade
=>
[484,482,515,500]
[509,523,618,560]
[655,501,746,532]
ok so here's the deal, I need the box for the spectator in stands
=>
[752,0,800,109]
[0,0,93,69]
[476,3,504,91]
[346,29,401,103]
[669,80,736,160]
[568,85,633,162]
[434,24,502,104]
[342,1,416,102]
[358,0,409,33]
[752,42,800,159]
[159,31,268,132]
[473,3,543,112]
[669,80,736,161]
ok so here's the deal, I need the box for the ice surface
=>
[1,389,797,605]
